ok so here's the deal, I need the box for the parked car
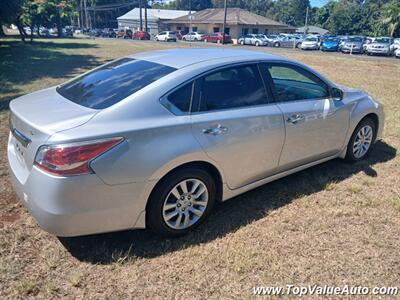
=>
[182,32,206,41]
[341,36,365,54]
[238,34,268,46]
[7,49,385,237]
[88,29,102,37]
[202,32,231,43]
[116,29,133,39]
[300,36,320,50]
[133,31,150,40]
[174,30,187,40]
[395,48,400,58]
[101,28,116,38]
[365,37,393,56]
[155,31,177,42]
[271,35,301,48]
[392,38,400,51]
[320,37,340,51]
[264,34,278,43]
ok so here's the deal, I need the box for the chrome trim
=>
[11,128,31,147]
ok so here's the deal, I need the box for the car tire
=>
[240,40,244,45]
[296,42,302,48]
[273,42,280,47]
[255,41,260,47]
[345,118,376,162]
[147,167,216,237]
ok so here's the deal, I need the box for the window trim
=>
[159,80,195,116]
[260,61,333,104]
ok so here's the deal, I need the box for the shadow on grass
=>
[59,141,397,263]
[0,39,100,110]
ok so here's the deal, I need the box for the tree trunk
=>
[0,25,5,37]
[57,20,62,38]
[15,18,27,43]
[30,25,34,42]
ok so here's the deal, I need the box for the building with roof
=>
[117,8,192,34]
[296,25,328,35]
[165,8,295,38]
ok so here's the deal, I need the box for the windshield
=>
[305,37,318,41]
[324,37,339,42]
[348,37,363,42]
[57,58,176,109]
[375,37,390,43]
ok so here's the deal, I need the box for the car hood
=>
[344,42,363,47]
[303,41,318,45]
[322,41,338,46]
[370,43,389,47]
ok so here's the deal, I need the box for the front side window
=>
[57,58,176,109]
[198,64,267,112]
[265,64,329,102]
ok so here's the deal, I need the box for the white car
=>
[301,36,320,50]
[395,48,400,58]
[155,31,177,42]
[182,32,205,41]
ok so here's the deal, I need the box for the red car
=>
[203,33,232,43]
[116,29,132,39]
[173,30,185,40]
[133,31,150,40]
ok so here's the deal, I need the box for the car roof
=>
[129,48,283,69]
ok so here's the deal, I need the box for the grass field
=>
[0,37,399,299]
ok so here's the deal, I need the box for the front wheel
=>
[240,40,244,45]
[273,42,280,47]
[255,41,260,47]
[345,118,376,162]
[147,168,216,237]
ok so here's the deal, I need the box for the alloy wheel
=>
[353,125,373,158]
[162,179,209,230]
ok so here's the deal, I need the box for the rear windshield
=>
[57,58,176,109]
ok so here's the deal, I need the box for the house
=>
[165,8,295,38]
[296,25,328,36]
[117,8,192,34]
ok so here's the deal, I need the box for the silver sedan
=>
[8,49,385,237]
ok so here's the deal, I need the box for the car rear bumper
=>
[7,134,149,236]
[367,49,390,55]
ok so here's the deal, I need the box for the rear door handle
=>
[286,114,304,124]
[202,124,228,135]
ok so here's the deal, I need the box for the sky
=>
[310,0,328,7]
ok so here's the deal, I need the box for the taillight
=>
[34,137,123,176]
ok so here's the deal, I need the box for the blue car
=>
[320,37,340,52]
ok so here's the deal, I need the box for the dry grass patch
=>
[0,37,399,299]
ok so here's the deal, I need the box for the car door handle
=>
[286,114,305,124]
[202,124,228,135]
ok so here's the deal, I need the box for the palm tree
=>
[381,0,400,37]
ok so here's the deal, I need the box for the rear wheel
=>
[273,42,280,47]
[240,40,244,45]
[255,41,260,47]
[147,168,216,237]
[345,118,376,162]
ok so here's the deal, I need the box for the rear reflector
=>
[34,137,123,176]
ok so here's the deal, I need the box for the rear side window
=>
[198,64,267,112]
[57,58,176,109]
[167,82,193,113]
[266,64,329,102]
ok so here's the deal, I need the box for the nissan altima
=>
[8,49,385,237]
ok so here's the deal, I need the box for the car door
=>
[190,63,285,189]
[244,35,252,45]
[260,62,350,171]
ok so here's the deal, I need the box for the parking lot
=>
[0,37,399,298]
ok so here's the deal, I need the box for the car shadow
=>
[0,40,100,110]
[59,141,396,264]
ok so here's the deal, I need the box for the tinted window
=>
[266,64,329,102]
[57,58,175,109]
[167,82,193,113]
[198,65,267,112]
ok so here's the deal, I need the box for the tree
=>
[0,0,26,41]
[380,0,400,37]
[175,0,212,10]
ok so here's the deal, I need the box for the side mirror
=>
[331,87,343,101]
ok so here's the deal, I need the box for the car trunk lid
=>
[9,87,98,171]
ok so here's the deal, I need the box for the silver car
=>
[8,49,384,237]
[238,34,268,46]
[300,36,320,50]
[366,37,394,56]
[341,36,365,54]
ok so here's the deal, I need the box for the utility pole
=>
[144,1,148,33]
[84,0,88,29]
[222,0,227,44]
[305,6,309,34]
[139,0,143,31]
